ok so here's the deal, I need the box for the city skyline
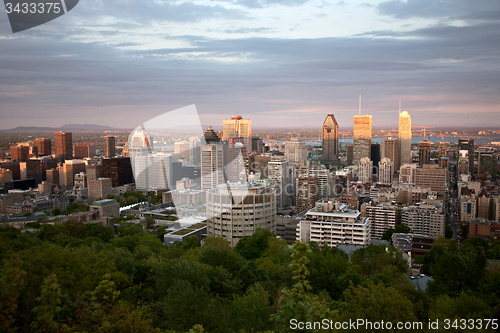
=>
[0,1,499,130]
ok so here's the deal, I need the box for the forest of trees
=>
[1,223,500,332]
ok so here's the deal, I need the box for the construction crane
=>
[412,126,434,141]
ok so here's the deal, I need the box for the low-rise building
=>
[90,199,120,218]
[298,199,370,246]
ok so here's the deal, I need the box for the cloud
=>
[214,0,312,9]
[0,1,499,129]
[377,0,500,21]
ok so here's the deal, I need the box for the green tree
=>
[0,254,26,330]
[31,273,62,332]
[182,235,201,251]
[340,283,418,332]
[350,244,408,277]
[235,228,274,260]
[86,223,114,242]
[273,242,336,332]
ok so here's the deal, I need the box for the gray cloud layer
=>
[0,0,499,129]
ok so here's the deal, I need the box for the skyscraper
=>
[10,145,29,162]
[398,111,411,169]
[381,138,398,169]
[285,137,308,163]
[105,136,115,158]
[357,157,373,183]
[353,115,372,164]
[479,152,494,176]
[419,140,431,166]
[458,139,474,174]
[55,131,73,161]
[222,114,252,153]
[321,114,339,166]
[201,144,224,191]
[378,158,394,184]
[34,138,51,156]
[268,156,292,208]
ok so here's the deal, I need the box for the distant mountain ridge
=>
[1,124,129,132]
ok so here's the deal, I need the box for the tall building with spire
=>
[321,114,339,166]
[353,115,372,164]
[398,111,412,169]
[222,114,252,154]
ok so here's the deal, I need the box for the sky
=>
[0,0,499,130]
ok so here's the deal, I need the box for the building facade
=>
[300,200,370,246]
[398,111,412,168]
[321,114,339,166]
[206,183,276,246]
[353,115,372,164]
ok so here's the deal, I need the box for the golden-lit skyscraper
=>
[321,114,339,166]
[398,111,411,168]
[222,114,252,153]
[34,138,51,156]
[353,115,372,164]
[55,131,73,161]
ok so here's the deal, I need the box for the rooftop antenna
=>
[399,100,401,113]
[358,93,361,115]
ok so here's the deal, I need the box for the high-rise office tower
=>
[378,158,394,184]
[222,114,252,153]
[74,143,96,159]
[381,139,398,169]
[295,172,319,214]
[10,145,29,162]
[285,137,308,163]
[457,150,470,175]
[174,141,190,161]
[105,136,115,158]
[102,157,134,187]
[353,115,372,164]
[415,165,447,196]
[346,143,354,166]
[226,137,246,183]
[371,142,380,174]
[61,159,86,187]
[55,131,73,161]
[46,168,59,186]
[398,111,412,169]
[189,137,202,166]
[478,152,494,176]
[419,140,431,166]
[34,138,52,156]
[357,157,373,183]
[309,167,338,199]
[268,156,292,208]
[458,139,475,173]
[321,114,339,166]
[399,163,417,184]
[201,144,224,191]
[252,137,264,153]
[204,126,221,144]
